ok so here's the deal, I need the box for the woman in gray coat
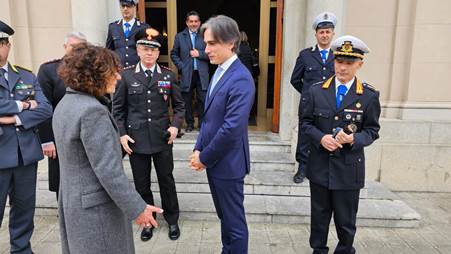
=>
[53,43,162,254]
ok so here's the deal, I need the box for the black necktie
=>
[145,69,153,84]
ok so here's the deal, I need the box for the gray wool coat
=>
[53,88,147,254]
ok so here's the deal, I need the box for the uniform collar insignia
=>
[322,76,334,89]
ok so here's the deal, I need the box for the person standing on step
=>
[291,12,337,184]
[113,28,184,242]
[302,35,381,254]
[106,0,150,69]
[190,15,255,254]
[170,11,210,132]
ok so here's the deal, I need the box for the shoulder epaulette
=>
[122,65,135,70]
[14,65,32,73]
[160,65,173,71]
[363,82,377,92]
[311,81,324,87]
[43,58,61,65]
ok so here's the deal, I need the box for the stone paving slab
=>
[1,192,450,254]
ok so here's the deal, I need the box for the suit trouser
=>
[309,181,360,254]
[182,70,206,128]
[207,175,248,254]
[295,94,310,175]
[129,150,179,225]
[0,163,37,254]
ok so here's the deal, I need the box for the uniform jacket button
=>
[334,116,339,120]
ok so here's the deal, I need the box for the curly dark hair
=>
[58,43,121,97]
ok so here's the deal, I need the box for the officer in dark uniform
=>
[37,32,87,200]
[0,20,52,254]
[291,12,337,183]
[302,35,381,254]
[113,28,184,242]
[106,0,150,68]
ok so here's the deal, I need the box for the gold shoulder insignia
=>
[322,76,334,89]
[356,79,363,95]
[14,65,32,73]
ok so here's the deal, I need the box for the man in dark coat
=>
[113,28,185,242]
[37,31,87,199]
[106,0,150,68]
[302,35,381,254]
[170,11,209,132]
[0,20,52,254]
[291,12,337,183]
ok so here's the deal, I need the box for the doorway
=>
[142,0,280,131]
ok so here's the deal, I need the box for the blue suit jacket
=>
[0,63,52,169]
[170,28,210,92]
[194,58,255,179]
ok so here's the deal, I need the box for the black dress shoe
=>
[186,126,194,133]
[168,224,180,240]
[141,227,153,241]
[293,171,305,184]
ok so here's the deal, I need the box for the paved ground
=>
[1,192,451,254]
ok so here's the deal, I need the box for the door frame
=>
[139,0,283,132]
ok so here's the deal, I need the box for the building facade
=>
[2,0,451,191]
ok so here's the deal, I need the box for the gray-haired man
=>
[37,31,87,200]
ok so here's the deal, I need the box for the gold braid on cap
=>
[334,41,364,59]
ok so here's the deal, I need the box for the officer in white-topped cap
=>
[302,35,380,254]
[106,0,150,68]
[290,12,337,184]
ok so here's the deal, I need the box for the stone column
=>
[278,0,346,143]
[71,0,121,46]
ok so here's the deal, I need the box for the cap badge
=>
[146,28,160,41]
[342,41,353,53]
[324,13,329,19]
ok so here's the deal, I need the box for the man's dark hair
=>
[0,38,9,46]
[201,15,241,53]
[186,11,200,21]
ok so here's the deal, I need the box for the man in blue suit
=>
[0,20,52,254]
[170,11,210,132]
[190,15,255,254]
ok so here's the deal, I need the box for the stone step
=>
[39,167,388,200]
[173,150,295,171]
[174,131,291,153]
[33,188,421,228]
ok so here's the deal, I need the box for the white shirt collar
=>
[317,45,331,52]
[335,77,355,95]
[218,54,238,73]
[123,18,136,28]
[1,63,8,72]
[140,62,156,76]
